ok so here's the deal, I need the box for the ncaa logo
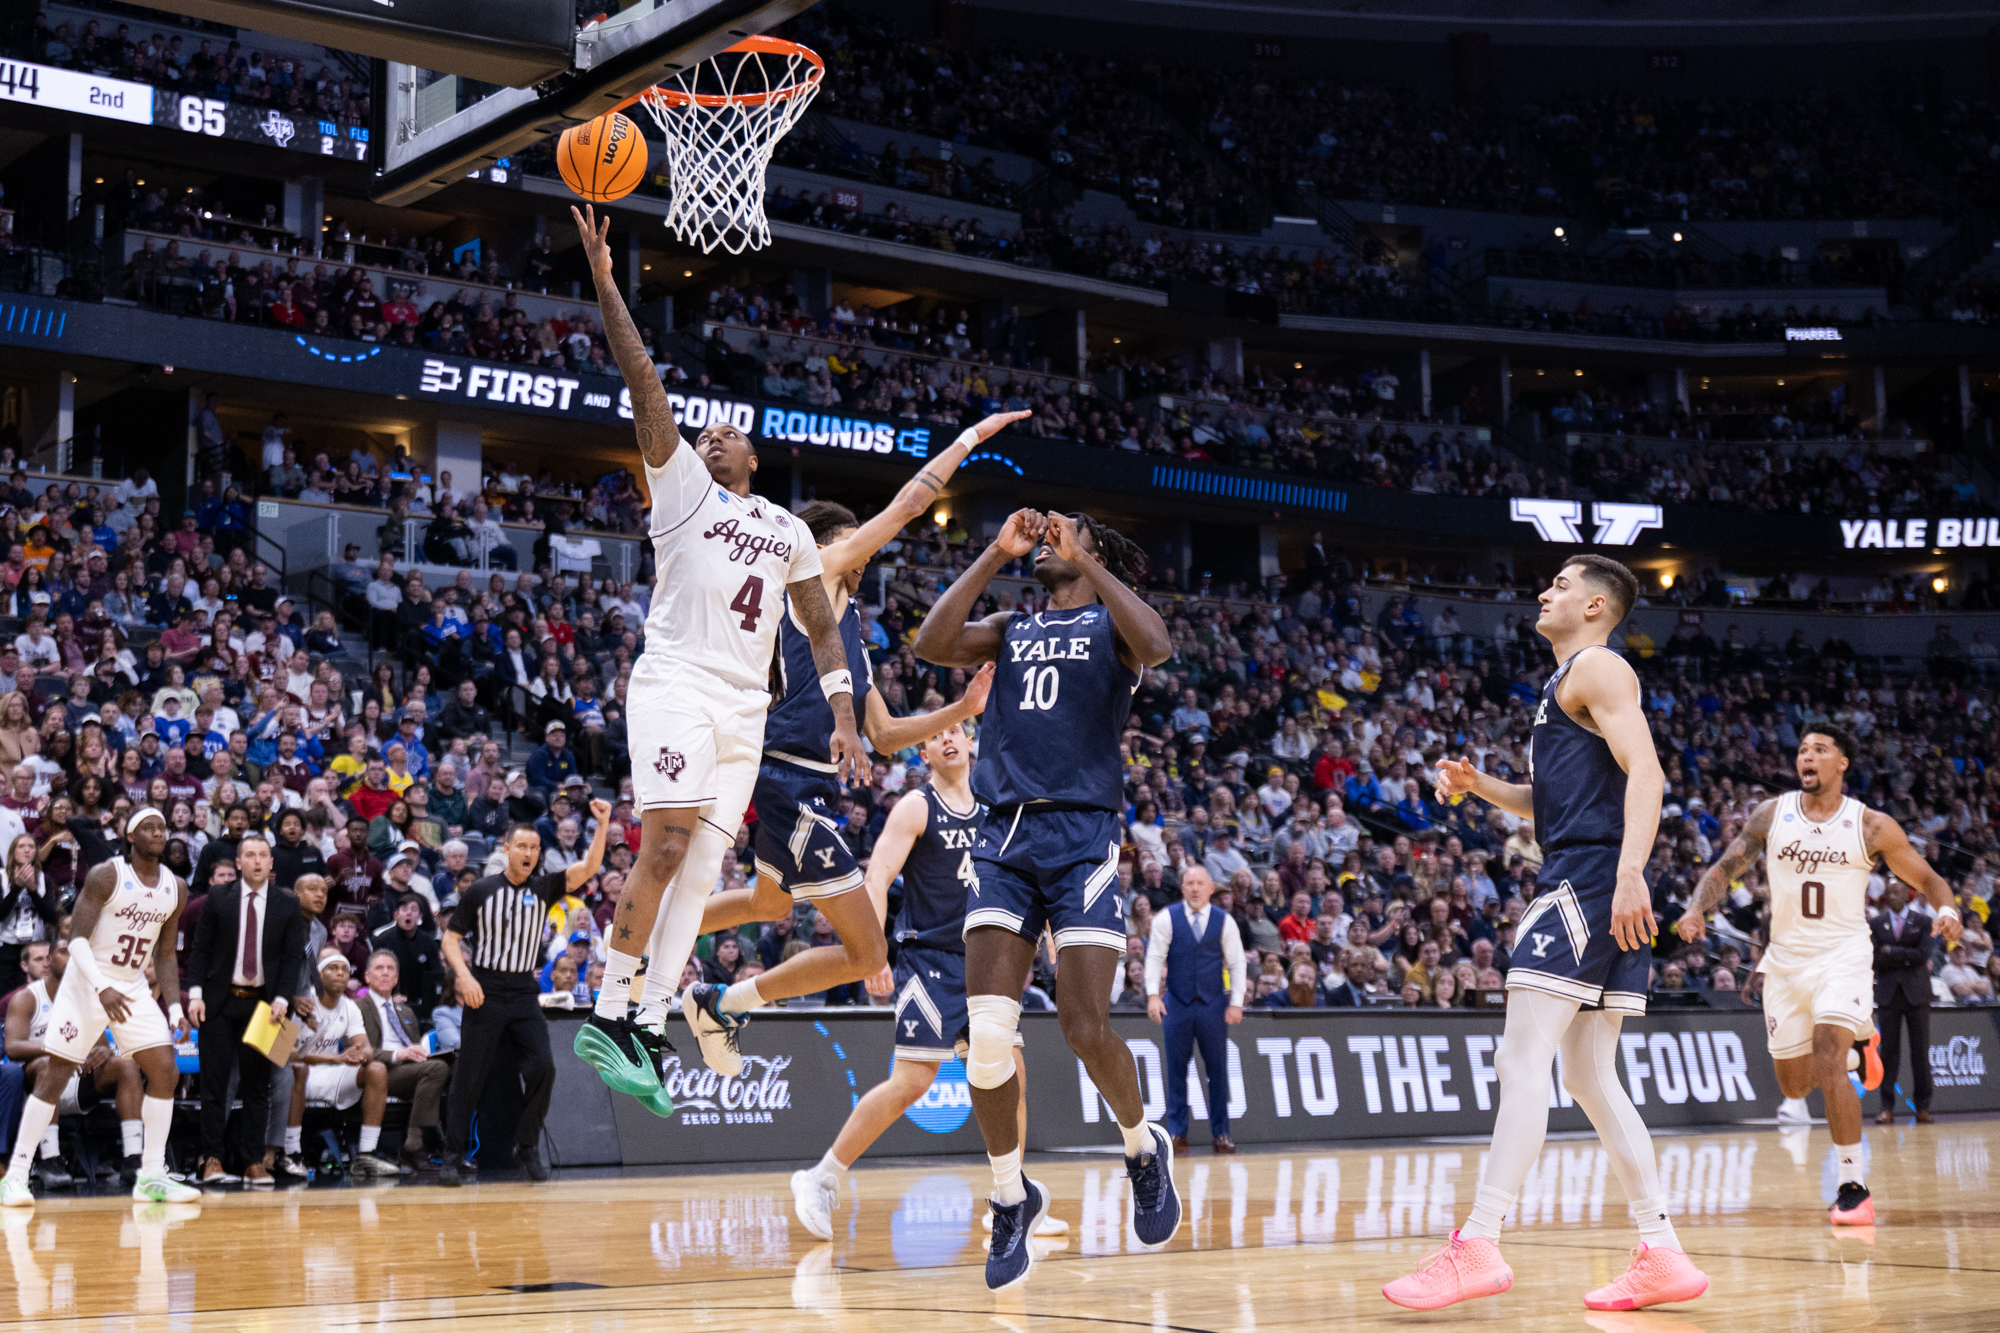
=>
[903,1055,974,1134]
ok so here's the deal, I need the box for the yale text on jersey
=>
[1008,635,1093,663]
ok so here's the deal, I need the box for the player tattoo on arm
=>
[571,204,680,468]
[1678,799,1774,937]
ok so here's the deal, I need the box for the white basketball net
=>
[635,42,822,255]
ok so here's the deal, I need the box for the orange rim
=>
[607,36,822,115]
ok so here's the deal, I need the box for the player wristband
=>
[168,1003,185,1029]
[1939,904,1961,921]
[819,669,853,699]
[954,428,980,450]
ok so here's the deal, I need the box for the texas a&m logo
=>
[58,1022,78,1042]
[654,747,686,781]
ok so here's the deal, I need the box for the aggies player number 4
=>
[565,202,866,1107]
[1675,725,1962,1225]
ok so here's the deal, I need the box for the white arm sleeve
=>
[1144,909,1173,997]
[643,433,709,534]
[66,936,109,993]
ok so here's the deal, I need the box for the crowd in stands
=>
[760,188,1884,344]
[0,446,681,1185]
[1483,237,1903,292]
[688,537,2000,1017]
[1525,93,1936,224]
[1170,71,1541,213]
[774,132,1023,211]
[100,167,543,293]
[236,413,646,541]
[767,3,1966,228]
[1927,97,2000,213]
[6,6,372,133]
[117,237,631,374]
[4,447,1998,1188]
[787,7,1260,231]
[1564,434,1978,516]
[1941,267,2000,324]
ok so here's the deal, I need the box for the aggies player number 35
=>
[1676,724,1962,1226]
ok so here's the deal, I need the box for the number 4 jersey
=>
[893,784,987,951]
[643,443,823,694]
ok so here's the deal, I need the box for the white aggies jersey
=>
[644,443,824,694]
[1762,790,1874,972]
[89,857,181,982]
[25,977,52,1043]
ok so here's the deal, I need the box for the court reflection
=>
[1,1123,1995,1333]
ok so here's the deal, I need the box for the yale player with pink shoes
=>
[1383,557,1708,1313]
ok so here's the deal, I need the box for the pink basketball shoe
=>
[1583,1244,1710,1311]
[1382,1230,1514,1310]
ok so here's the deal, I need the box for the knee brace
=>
[964,995,1022,1090]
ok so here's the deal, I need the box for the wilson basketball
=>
[558,112,647,202]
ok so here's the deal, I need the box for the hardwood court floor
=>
[2,1119,1996,1332]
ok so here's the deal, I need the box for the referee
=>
[439,801,612,1185]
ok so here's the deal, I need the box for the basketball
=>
[558,112,648,202]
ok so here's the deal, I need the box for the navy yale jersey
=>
[1510,643,1648,1016]
[974,605,1138,810]
[1529,645,1629,851]
[762,596,873,768]
[892,785,986,952]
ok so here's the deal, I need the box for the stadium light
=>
[1660,572,1674,589]
[1934,576,1949,593]
[1672,232,1683,242]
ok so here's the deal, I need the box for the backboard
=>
[128,0,577,88]
[372,0,819,206]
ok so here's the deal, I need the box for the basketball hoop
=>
[616,36,823,256]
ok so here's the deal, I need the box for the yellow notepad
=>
[241,1002,303,1066]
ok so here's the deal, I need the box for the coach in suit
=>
[187,833,309,1184]
[1872,881,1937,1124]
[1145,867,1245,1155]
[357,949,454,1172]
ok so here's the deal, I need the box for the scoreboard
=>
[0,58,372,161]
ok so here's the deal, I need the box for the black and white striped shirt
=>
[448,870,564,976]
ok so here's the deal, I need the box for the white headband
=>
[126,807,166,836]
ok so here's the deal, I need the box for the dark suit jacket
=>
[357,990,429,1066]
[1324,981,1367,1007]
[1871,911,1935,1008]
[188,880,309,1009]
